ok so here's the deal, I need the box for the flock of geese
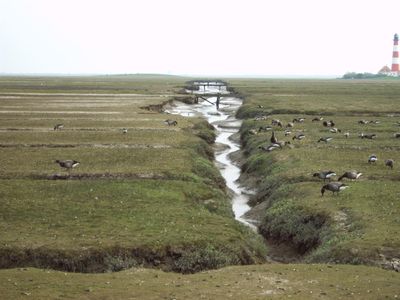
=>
[52,119,179,173]
[254,114,398,197]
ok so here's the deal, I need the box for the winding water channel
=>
[166,90,256,229]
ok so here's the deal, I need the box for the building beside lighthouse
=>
[391,33,399,76]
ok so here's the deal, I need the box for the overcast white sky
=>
[0,0,399,77]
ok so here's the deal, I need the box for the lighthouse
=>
[391,33,399,76]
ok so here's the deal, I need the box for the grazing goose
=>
[359,133,376,139]
[259,144,280,152]
[248,128,258,135]
[313,170,336,182]
[338,171,362,181]
[368,154,378,164]
[54,124,64,130]
[358,120,369,125]
[321,182,348,196]
[394,133,400,138]
[293,117,305,123]
[258,125,273,132]
[323,120,335,127]
[257,105,264,108]
[270,131,278,144]
[55,160,80,171]
[312,117,323,122]
[344,132,350,138]
[286,122,294,128]
[122,128,128,134]
[317,137,333,143]
[284,129,292,136]
[329,128,341,133]
[164,119,178,126]
[385,159,394,169]
[292,133,305,141]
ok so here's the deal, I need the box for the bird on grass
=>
[164,119,178,126]
[321,182,348,196]
[394,133,400,138]
[312,117,323,122]
[54,124,64,130]
[313,170,336,182]
[385,159,395,169]
[259,144,280,152]
[338,171,362,181]
[323,120,335,127]
[270,131,278,144]
[292,133,305,141]
[122,128,128,134]
[317,137,333,143]
[344,132,350,138]
[55,160,80,172]
[359,133,376,139]
[368,154,378,164]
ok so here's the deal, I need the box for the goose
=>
[329,128,341,133]
[385,159,394,169]
[323,120,335,127]
[284,130,292,136]
[358,120,369,125]
[122,128,128,134]
[293,117,305,123]
[54,124,64,131]
[257,105,264,108]
[368,154,378,164]
[313,170,336,181]
[55,160,80,171]
[317,137,333,143]
[344,132,350,138]
[338,171,362,181]
[312,117,323,122]
[258,125,273,132]
[270,131,278,144]
[248,128,258,135]
[292,133,305,141]
[259,144,280,152]
[394,133,400,138]
[164,119,178,126]
[271,119,283,127]
[321,182,349,196]
[286,122,294,128]
[360,133,376,139]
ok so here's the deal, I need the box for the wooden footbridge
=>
[185,80,228,109]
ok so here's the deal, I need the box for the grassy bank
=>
[230,79,400,268]
[0,75,267,273]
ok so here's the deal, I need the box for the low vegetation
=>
[0,75,266,275]
[1,76,399,298]
[229,78,400,269]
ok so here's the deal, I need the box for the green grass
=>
[0,264,399,299]
[0,75,267,273]
[230,78,400,267]
[0,179,265,272]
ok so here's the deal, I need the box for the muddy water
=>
[166,95,256,229]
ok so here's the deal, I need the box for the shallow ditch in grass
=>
[164,85,337,264]
[165,94,257,229]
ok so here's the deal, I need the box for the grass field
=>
[229,78,400,269]
[0,75,267,274]
[1,76,399,298]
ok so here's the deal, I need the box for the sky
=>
[0,0,399,77]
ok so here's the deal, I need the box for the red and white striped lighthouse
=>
[391,33,399,76]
